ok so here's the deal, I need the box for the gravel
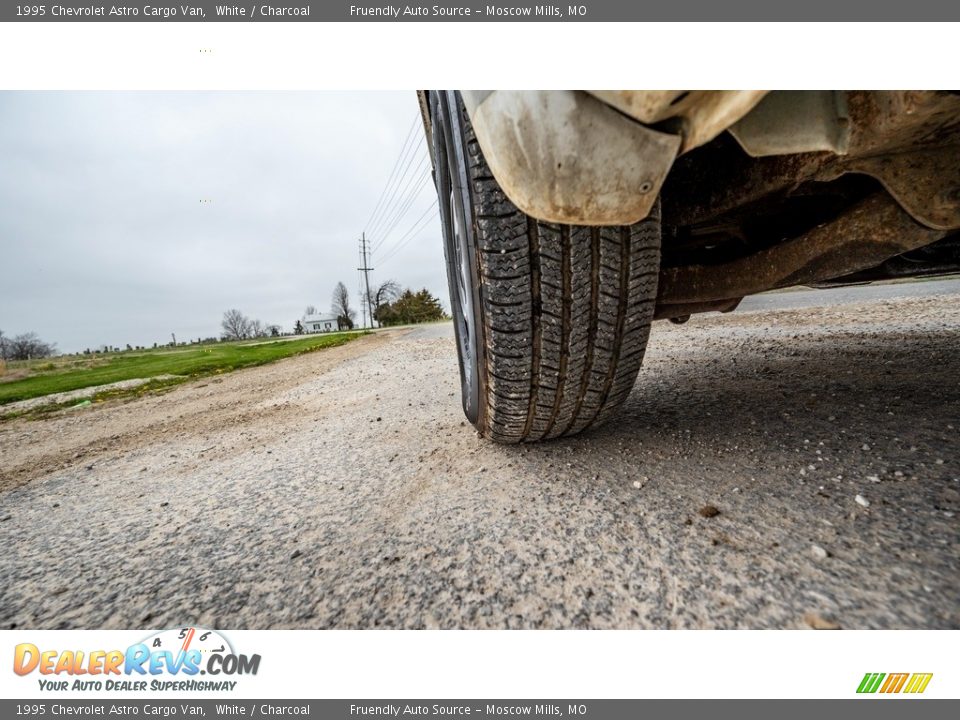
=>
[0,283,958,629]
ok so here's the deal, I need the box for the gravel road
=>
[1,281,958,629]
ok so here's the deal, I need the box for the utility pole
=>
[358,268,367,329]
[357,232,375,329]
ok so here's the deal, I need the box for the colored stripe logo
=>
[857,673,933,694]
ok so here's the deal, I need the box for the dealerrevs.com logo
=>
[13,627,261,692]
[857,673,933,695]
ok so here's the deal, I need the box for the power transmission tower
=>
[357,232,375,329]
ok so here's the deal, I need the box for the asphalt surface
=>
[1,280,958,629]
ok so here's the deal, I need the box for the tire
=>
[430,91,661,443]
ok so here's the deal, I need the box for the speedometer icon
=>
[141,627,234,658]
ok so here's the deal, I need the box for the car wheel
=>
[430,90,661,442]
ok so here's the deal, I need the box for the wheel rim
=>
[432,91,481,423]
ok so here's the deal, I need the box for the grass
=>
[0,332,366,408]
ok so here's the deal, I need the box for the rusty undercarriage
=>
[654,90,960,321]
[441,90,960,321]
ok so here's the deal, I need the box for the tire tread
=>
[463,105,660,443]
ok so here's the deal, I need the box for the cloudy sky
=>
[0,92,444,353]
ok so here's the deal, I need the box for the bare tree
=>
[369,279,401,325]
[304,305,317,316]
[6,332,56,360]
[221,309,252,340]
[248,318,264,338]
[332,281,356,329]
[0,329,8,360]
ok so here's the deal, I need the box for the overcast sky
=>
[0,92,444,353]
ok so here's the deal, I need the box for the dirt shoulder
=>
[0,330,399,494]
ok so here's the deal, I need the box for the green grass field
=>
[0,333,365,407]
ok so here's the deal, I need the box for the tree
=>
[0,329,8,360]
[248,318,264,338]
[268,325,281,337]
[221,309,252,340]
[294,319,304,335]
[6,332,57,360]
[369,279,401,326]
[332,281,356,330]
[376,288,447,326]
[304,305,317,316]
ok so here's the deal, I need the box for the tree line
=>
[2,279,449,362]
[288,279,447,334]
[373,286,446,326]
[336,279,446,328]
[0,329,56,361]
[220,309,282,341]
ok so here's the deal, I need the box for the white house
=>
[303,314,340,333]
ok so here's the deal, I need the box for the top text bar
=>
[3,1,960,22]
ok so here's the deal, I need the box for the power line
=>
[378,213,439,267]
[377,201,440,266]
[362,113,419,235]
[378,198,439,259]
[366,125,423,241]
[372,152,430,249]
[358,111,437,300]
[368,133,427,244]
[371,162,431,253]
